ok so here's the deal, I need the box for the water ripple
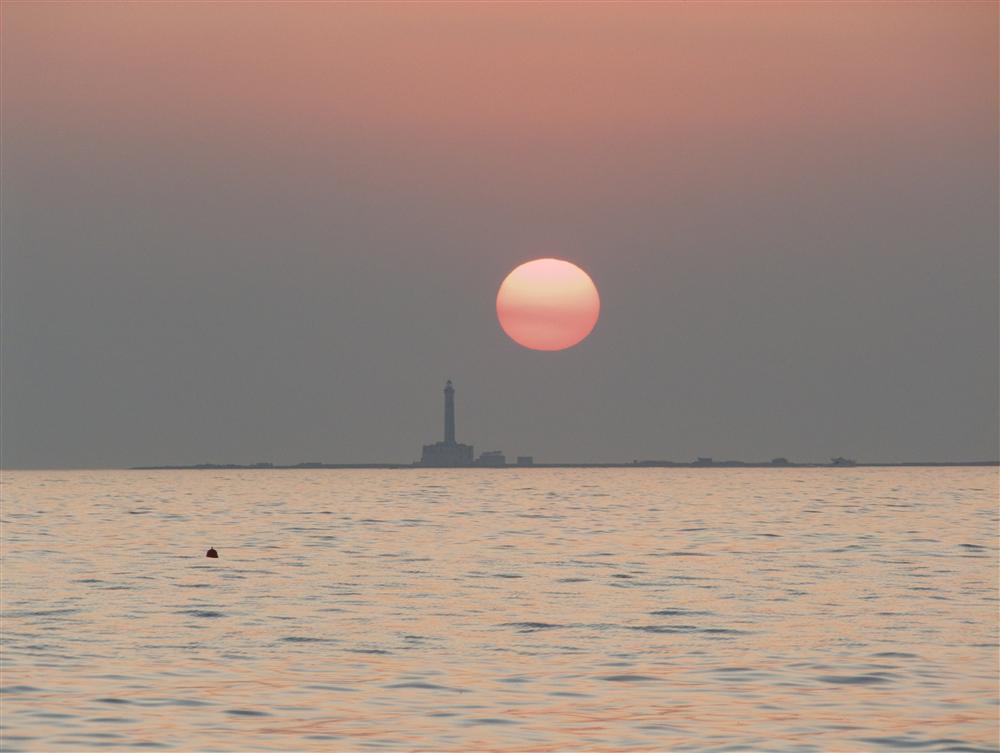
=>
[2,468,996,752]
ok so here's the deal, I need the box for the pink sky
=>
[6,3,994,166]
[2,1,997,467]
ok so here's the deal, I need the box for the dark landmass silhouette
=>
[132,460,998,470]
[131,382,998,470]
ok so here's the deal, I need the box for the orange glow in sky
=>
[496,258,600,351]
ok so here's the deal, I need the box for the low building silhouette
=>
[419,380,474,466]
[516,456,534,466]
[477,450,506,467]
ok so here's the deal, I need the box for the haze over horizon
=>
[2,2,997,469]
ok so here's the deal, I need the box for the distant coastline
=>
[127,381,999,472]
[130,460,1000,470]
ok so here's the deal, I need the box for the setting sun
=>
[496,258,600,351]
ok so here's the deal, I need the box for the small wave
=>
[88,716,136,724]
[386,681,466,693]
[629,624,697,634]
[818,673,894,685]
[151,698,214,707]
[857,736,987,750]
[629,624,746,635]
[7,608,80,617]
[0,685,41,694]
[280,636,337,643]
[462,717,518,725]
[663,551,712,557]
[500,622,565,632]
[305,685,357,692]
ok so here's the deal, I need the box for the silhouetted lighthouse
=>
[419,380,473,466]
[444,380,456,444]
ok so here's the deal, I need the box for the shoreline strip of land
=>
[130,460,999,470]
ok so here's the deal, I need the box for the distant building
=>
[831,456,857,466]
[477,450,506,467]
[771,457,790,465]
[516,456,534,466]
[695,457,714,465]
[419,380,474,466]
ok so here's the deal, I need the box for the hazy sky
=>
[2,2,997,468]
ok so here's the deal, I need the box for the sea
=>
[2,468,998,753]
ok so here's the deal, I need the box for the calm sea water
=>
[2,468,998,752]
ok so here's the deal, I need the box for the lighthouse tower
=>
[444,380,456,444]
[419,380,473,466]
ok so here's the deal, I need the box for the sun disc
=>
[496,258,600,351]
